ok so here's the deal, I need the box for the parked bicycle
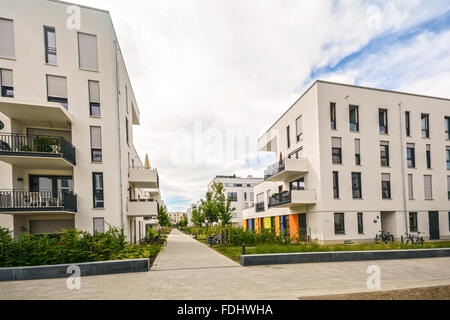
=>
[207,234,223,247]
[405,232,424,245]
[141,233,167,246]
[374,230,394,244]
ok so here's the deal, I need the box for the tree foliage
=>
[195,182,235,227]
[157,206,171,227]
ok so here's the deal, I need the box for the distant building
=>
[169,212,186,225]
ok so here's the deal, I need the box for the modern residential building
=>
[0,0,161,243]
[186,204,197,227]
[208,175,263,226]
[169,211,186,225]
[242,80,450,244]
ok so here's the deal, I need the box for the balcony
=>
[255,202,265,212]
[268,189,316,208]
[0,133,76,169]
[127,199,159,217]
[129,168,159,188]
[0,190,77,214]
[264,158,309,182]
[0,98,73,129]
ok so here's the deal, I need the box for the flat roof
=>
[48,0,109,13]
[261,79,450,137]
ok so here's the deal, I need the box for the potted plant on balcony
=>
[33,136,61,153]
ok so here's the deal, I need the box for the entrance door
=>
[428,211,440,240]
[298,213,307,241]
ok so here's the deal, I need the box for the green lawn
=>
[211,241,450,262]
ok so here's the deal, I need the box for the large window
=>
[380,141,389,167]
[333,171,339,199]
[409,212,418,232]
[357,212,364,234]
[352,172,362,199]
[379,109,388,134]
[355,139,361,165]
[296,115,303,142]
[89,80,101,116]
[381,173,391,199]
[446,117,450,140]
[93,217,104,233]
[90,126,102,162]
[46,75,68,109]
[44,26,57,64]
[421,114,429,138]
[0,18,15,59]
[349,105,359,132]
[92,173,104,208]
[227,192,238,202]
[424,175,432,200]
[78,32,98,71]
[407,143,415,168]
[0,68,13,97]
[426,144,431,169]
[405,111,411,136]
[334,213,345,235]
[332,137,342,164]
[330,102,336,130]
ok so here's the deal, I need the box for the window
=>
[296,115,303,142]
[90,126,102,162]
[405,111,411,136]
[357,212,364,234]
[92,173,104,208]
[330,102,336,130]
[93,217,104,233]
[355,139,361,165]
[0,68,13,97]
[89,80,101,116]
[381,173,391,199]
[334,213,345,235]
[445,117,450,140]
[227,192,237,202]
[352,172,362,199]
[349,105,359,132]
[447,176,450,200]
[286,126,290,149]
[409,212,418,232]
[421,114,429,138]
[408,174,414,200]
[290,178,305,191]
[78,32,98,71]
[333,171,339,199]
[332,137,342,164]
[0,18,15,58]
[426,144,431,169]
[379,109,388,134]
[380,141,390,167]
[424,175,432,200]
[407,143,415,168]
[125,117,129,145]
[126,85,129,114]
[44,26,57,64]
[447,147,450,170]
[244,192,247,201]
[46,75,68,109]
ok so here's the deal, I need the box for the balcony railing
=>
[129,198,160,216]
[0,133,76,165]
[264,159,286,180]
[255,202,265,212]
[0,190,77,213]
[268,191,292,207]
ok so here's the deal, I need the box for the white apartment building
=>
[169,212,186,225]
[243,80,450,244]
[208,175,263,226]
[0,0,161,243]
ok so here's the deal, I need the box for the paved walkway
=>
[1,229,450,299]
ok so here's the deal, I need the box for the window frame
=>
[357,212,364,234]
[92,172,104,208]
[296,115,303,142]
[93,217,105,233]
[286,125,290,149]
[445,117,450,140]
[407,144,415,168]
[88,80,101,117]
[355,138,361,166]
[379,108,388,134]
[381,173,391,199]
[332,171,339,199]
[330,102,336,130]
[421,113,430,138]
[90,126,102,163]
[43,26,57,65]
[349,105,359,132]
[351,172,362,199]
[334,213,345,235]
[380,142,390,167]
[405,111,411,137]
[409,212,418,232]
[426,144,431,169]
[424,175,433,200]
[0,68,14,98]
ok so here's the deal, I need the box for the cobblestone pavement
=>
[1,229,450,300]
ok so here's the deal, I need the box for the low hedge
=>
[0,227,161,268]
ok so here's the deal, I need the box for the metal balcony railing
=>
[0,190,77,212]
[268,191,292,207]
[0,133,76,165]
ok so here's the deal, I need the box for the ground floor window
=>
[357,212,364,234]
[409,212,418,232]
[93,217,104,233]
[334,213,345,235]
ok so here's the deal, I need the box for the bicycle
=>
[207,234,223,247]
[374,230,394,244]
[405,232,424,245]
[146,233,167,246]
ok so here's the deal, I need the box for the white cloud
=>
[69,0,450,211]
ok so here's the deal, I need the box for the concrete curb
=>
[240,248,450,266]
[0,258,149,281]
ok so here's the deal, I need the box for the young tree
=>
[157,206,171,227]
[211,182,235,227]
[199,191,218,226]
[190,207,205,227]
[177,215,188,228]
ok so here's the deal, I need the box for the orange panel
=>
[289,214,299,240]
[243,219,248,231]
[275,216,281,235]
[255,218,260,232]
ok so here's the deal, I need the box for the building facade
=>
[243,80,450,244]
[0,0,161,243]
[208,175,263,226]
[169,211,186,225]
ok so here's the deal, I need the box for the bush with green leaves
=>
[0,227,161,268]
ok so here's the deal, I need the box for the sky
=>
[69,0,450,212]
